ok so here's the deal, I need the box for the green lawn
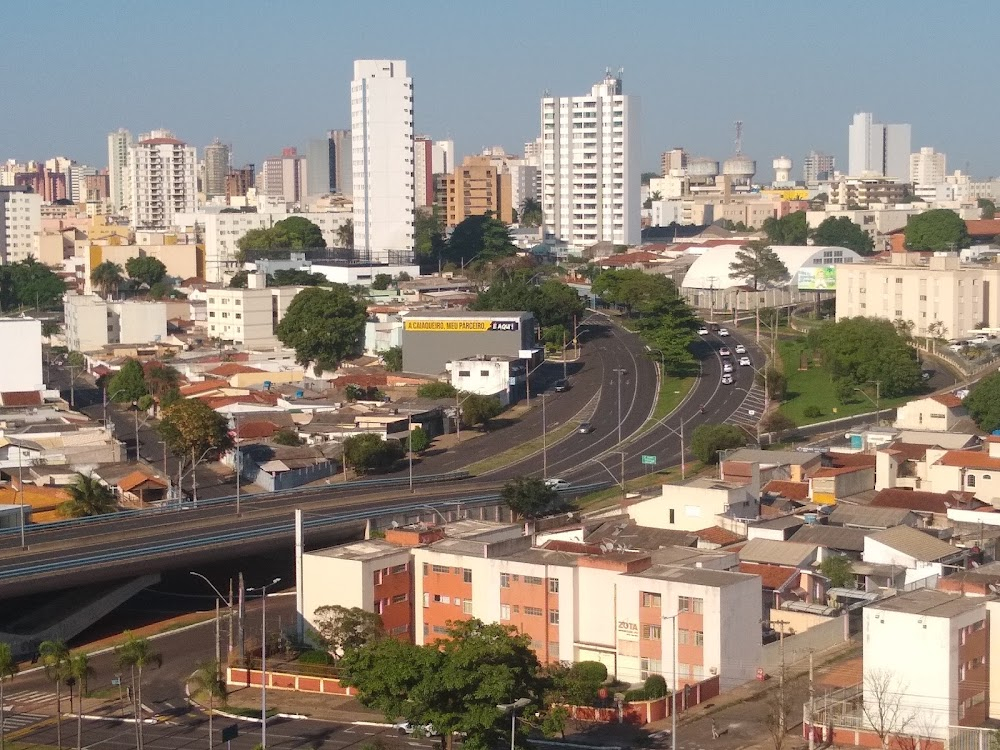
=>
[650,375,696,423]
[777,340,912,426]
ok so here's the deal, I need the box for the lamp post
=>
[190,572,235,670]
[854,381,882,426]
[593,451,626,501]
[497,697,531,750]
[613,368,628,445]
[661,613,678,750]
[233,413,242,515]
[407,413,414,493]
[246,577,281,749]
[16,439,25,549]
[541,394,548,480]
[646,346,665,376]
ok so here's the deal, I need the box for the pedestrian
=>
[712,720,720,740]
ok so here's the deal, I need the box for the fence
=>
[227,666,355,696]
[564,676,720,727]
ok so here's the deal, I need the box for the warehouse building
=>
[401,311,540,377]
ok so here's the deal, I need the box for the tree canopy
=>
[236,216,325,260]
[810,216,875,255]
[904,209,970,251]
[91,261,125,299]
[460,393,504,428]
[414,209,448,270]
[270,269,328,287]
[448,214,518,265]
[819,555,855,588]
[964,373,1000,434]
[106,359,149,403]
[469,272,584,329]
[125,256,168,287]
[382,346,403,372]
[762,211,808,245]
[520,198,543,227]
[807,317,923,398]
[417,382,457,399]
[157,398,233,466]
[275,285,367,375]
[729,241,790,290]
[312,605,385,656]
[978,198,996,220]
[60,473,118,517]
[501,477,557,519]
[0,258,67,311]
[690,424,748,463]
[342,433,404,473]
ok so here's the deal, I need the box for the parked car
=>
[719,346,731,356]
[553,379,570,392]
[735,344,747,354]
[721,373,734,385]
[697,326,710,336]
[739,356,752,367]
[578,421,594,434]
[397,723,439,737]
[718,327,730,336]
[545,478,571,490]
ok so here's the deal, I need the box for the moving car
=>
[578,421,593,434]
[397,723,439,737]
[739,356,752,367]
[721,373,734,385]
[553,379,570,392]
[718,328,730,336]
[735,344,747,354]
[723,362,734,373]
[719,346,731,356]
[697,326,710,336]
[545,478,571,490]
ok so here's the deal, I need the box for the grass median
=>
[465,418,581,476]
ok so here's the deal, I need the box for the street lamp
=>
[592,450,626,500]
[613,368,628,445]
[645,346,665,375]
[661,613,679,750]
[541,394,548,479]
[246,577,281,749]
[854,381,882,425]
[190,572,235,672]
[497,697,531,750]
[407,413,414,493]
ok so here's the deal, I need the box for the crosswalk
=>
[1,712,47,731]
[726,381,767,429]
[4,689,57,708]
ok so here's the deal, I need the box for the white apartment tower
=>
[128,130,197,229]
[107,128,132,215]
[0,186,41,264]
[910,146,947,188]
[204,139,231,199]
[351,59,415,261]
[848,112,911,180]
[541,72,640,250]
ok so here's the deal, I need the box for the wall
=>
[759,615,849,674]
[563,675,720,726]
[227,667,355,696]
[769,608,839,634]
[0,318,43,392]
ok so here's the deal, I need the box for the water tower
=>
[722,121,756,187]
[772,156,793,184]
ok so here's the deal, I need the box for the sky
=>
[1,0,997,178]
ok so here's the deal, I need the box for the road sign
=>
[641,455,656,466]
[221,724,239,743]
[111,677,121,686]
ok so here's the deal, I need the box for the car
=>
[553,379,570,392]
[718,327,730,336]
[719,346,731,356]
[578,421,593,434]
[721,373,734,385]
[397,723,439,737]
[739,356,752,367]
[921,370,933,381]
[970,335,992,345]
[722,362,733,373]
[697,326,710,336]
[709,323,721,332]
[735,344,747,354]
[545,478,571,490]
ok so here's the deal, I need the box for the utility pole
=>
[562,330,568,380]
[228,578,235,655]
[542,395,548,480]
[238,571,246,662]
[774,619,789,732]
[613,368,627,445]
[235,413,242,514]
[808,649,815,750]
[680,419,686,480]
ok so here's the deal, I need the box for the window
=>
[463,568,472,583]
[549,610,560,625]
[669,509,675,524]
[432,625,449,634]
[524,606,543,617]
[524,576,543,585]
[678,596,691,612]
[480,370,490,377]
[678,629,689,645]
[695,630,704,647]
[642,624,661,640]
[500,604,511,620]
[640,658,662,680]
[968,474,976,487]
[391,593,407,604]
[458,370,470,377]
[692,597,704,614]
[423,593,429,608]
[432,564,450,574]
[641,592,661,608]
[549,579,560,594]
[500,572,510,588]
[463,599,473,615]
[422,563,429,576]
[391,563,407,574]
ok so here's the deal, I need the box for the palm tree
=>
[0,642,19,750]
[90,261,125,299]
[40,640,70,750]
[66,654,93,750]
[520,197,543,227]
[116,632,161,750]
[190,661,226,750]
[336,219,354,251]
[59,473,118,518]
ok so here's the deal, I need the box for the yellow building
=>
[444,156,513,227]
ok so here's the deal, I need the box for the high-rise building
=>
[127,129,197,229]
[909,146,947,187]
[444,155,513,227]
[431,140,454,174]
[107,128,132,215]
[204,139,230,199]
[848,113,911,180]
[661,148,687,175]
[803,150,836,184]
[414,136,433,208]
[261,147,308,203]
[351,59,415,261]
[330,129,352,194]
[14,165,67,202]
[541,71,640,249]
[482,147,538,219]
[306,136,335,197]
[226,164,255,201]
[68,165,97,203]
[0,186,42,264]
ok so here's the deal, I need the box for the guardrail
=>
[0,471,472,538]
[0,482,612,581]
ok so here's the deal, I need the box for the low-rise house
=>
[738,538,821,568]
[894,393,968,432]
[116,470,169,507]
[927,443,1000,505]
[234,443,342,492]
[747,516,804,542]
[869,487,981,528]
[628,477,759,533]
[863,525,968,586]
[809,464,875,505]
[826,503,920,530]
[789,525,867,559]
[722,449,822,484]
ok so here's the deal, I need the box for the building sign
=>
[617,620,639,640]
[797,266,837,291]
[404,319,520,333]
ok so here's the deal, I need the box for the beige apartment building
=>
[206,273,304,349]
[65,295,168,352]
[836,253,1000,339]
[444,156,513,227]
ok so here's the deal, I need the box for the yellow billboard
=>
[404,319,520,333]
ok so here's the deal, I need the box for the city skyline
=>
[1,1,998,176]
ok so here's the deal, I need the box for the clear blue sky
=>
[1,0,996,178]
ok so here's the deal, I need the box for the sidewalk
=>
[206,684,384,724]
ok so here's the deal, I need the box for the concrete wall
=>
[760,615,850,674]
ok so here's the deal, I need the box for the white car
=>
[735,344,747,354]
[397,723,439,737]
[723,362,733,373]
[719,346,731,357]
[739,356,752,367]
[697,326,710,336]
[721,373,734,385]
[718,328,730,336]
[545,478,571,490]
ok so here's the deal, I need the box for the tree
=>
[0,642,19,750]
[763,689,791,750]
[189,661,226,750]
[229,270,249,288]
[272,428,302,446]
[406,427,431,453]
[116,632,162,750]
[66,653,93,750]
[979,198,996,220]
[5,259,67,310]
[690,424,747,463]
[470,274,584,330]
[90,261,125,299]
[40,640,70,750]
[448,215,517,265]
[338,637,432,722]
[125,256,168,287]
[756,368,787,402]
[60,472,118,518]
[541,705,570,739]
[236,217,325,260]
[417,382,457,399]
[460,394,504,429]
[42,320,60,338]
[157,398,234,476]
[964,372,1000,433]
[641,172,659,184]
[106,358,149,403]
[548,660,608,706]
[501,477,557,519]
[414,209,447,269]
[336,218,354,251]
[520,197,543,227]
[144,362,180,401]
[382,346,403,372]
[276,285,367,375]
[342,434,404,474]
[312,605,385,656]
[810,317,922,398]
[762,211,808,245]
[904,209,970,251]
[760,412,796,434]
[147,280,173,299]
[861,669,914,750]
[819,555,855,588]
[371,273,393,290]
[729,241,789,290]
[270,269,328,287]
[810,216,875,256]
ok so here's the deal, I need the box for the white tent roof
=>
[680,244,862,290]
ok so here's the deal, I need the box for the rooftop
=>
[930,393,965,409]
[402,310,531,320]
[625,564,756,588]
[936,450,1000,471]
[737,562,799,590]
[762,480,810,502]
[738,538,819,567]
[828,503,917,529]
[751,515,805,531]
[867,525,962,563]
[869,588,989,618]
[870,487,978,514]
[692,526,745,546]
[308,538,405,562]
[790,524,867,553]
[725,448,822,468]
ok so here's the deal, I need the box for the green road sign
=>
[641,455,656,465]
[221,724,239,743]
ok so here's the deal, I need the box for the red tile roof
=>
[118,470,168,493]
[966,219,1000,237]
[237,420,282,439]
[871,487,978,513]
[931,394,964,409]
[179,379,229,396]
[738,562,798,590]
[209,363,265,377]
[885,441,930,461]
[599,251,661,267]
[763,480,810,502]
[0,391,43,407]
[936,450,1000,470]
[826,453,877,468]
[542,540,602,554]
[812,465,871,478]
[692,526,745,546]
[202,392,279,409]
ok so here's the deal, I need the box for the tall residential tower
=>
[127,129,197,228]
[107,128,132,215]
[848,112,911,180]
[204,139,231,199]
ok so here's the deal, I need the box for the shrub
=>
[624,687,648,702]
[644,674,667,699]
[296,649,334,665]
[416,381,457,399]
[569,661,608,683]
[803,405,823,418]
